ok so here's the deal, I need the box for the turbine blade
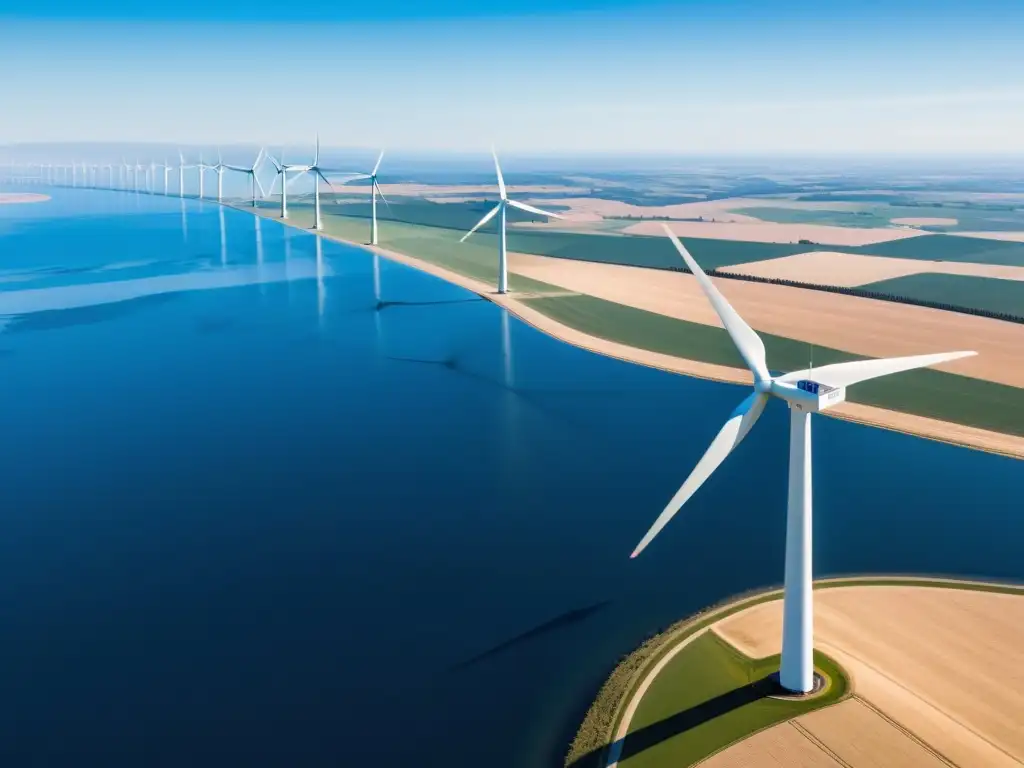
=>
[662,223,769,384]
[779,351,977,389]
[314,134,320,167]
[371,149,384,177]
[492,148,506,200]
[631,391,768,558]
[460,202,502,243]
[255,172,267,198]
[507,199,564,220]
[317,169,338,195]
[286,170,307,190]
[374,179,391,210]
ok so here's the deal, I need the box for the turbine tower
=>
[351,150,387,245]
[460,150,563,294]
[197,153,208,199]
[265,148,294,220]
[223,149,267,207]
[270,136,337,230]
[630,224,976,694]
[178,151,194,197]
[214,150,227,202]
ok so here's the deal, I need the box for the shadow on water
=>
[385,351,603,437]
[450,601,612,672]
[376,297,485,311]
[566,674,781,768]
[2,292,180,333]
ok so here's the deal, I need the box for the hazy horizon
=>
[3,0,1024,154]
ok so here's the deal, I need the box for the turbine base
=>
[769,670,827,699]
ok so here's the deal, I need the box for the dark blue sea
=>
[0,187,1021,767]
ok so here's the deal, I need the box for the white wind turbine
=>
[223,149,267,207]
[349,150,387,245]
[460,150,563,294]
[214,150,228,202]
[197,154,209,199]
[178,151,194,197]
[265,148,295,220]
[268,136,337,230]
[630,224,976,694]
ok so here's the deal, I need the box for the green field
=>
[736,203,1024,234]
[862,272,1024,316]
[505,230,817,271]
[616,635,846,768]
[847,234,1024,266]
[524,294,1024,436]
[733,206,896,228]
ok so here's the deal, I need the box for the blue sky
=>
[2,0,1024,154]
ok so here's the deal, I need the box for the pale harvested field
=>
[956,231,1024,243]
[624,220,922,246]
[890,217,958,226]
[0,192,50,204]
[514,196,765,223]
[713,586,1024,767]
[335,182,586,197]
[506,251,1024,388]
[700,720,843,768]
[720,250,1024,287]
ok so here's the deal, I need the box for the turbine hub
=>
[754,376,773,394]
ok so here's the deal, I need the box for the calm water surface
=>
[0,188,1022,766]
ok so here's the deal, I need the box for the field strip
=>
[851,695,959,767]
[817,640,1021,765]
[789,720,854,768]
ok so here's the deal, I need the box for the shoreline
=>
[237,203,1024,460]
[567,575,1024,767]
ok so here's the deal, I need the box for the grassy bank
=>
[565,577,1024,768]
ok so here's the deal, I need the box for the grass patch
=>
[733,206,895,228]
[504,230,818,271]
[851,234,1024,265]
[522,294,1024,436]
[861,272,1024,316]
[565,577,1024,768]
[279,207,559,294]
[618,636,845,768]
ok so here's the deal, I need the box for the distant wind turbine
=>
[223,148,267,207]
[460,150,563,294]
[349,150,387,244]
[629,224,977,694]
[271,136,338,230]
[197,153,209,199]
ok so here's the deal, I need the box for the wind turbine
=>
[348,150,387,245]
[270,136,337,230]
[460,150,564,294]
[197,154,209,199]
[629,224,976,695]
[214,150,227,202]
[178,151,193,197]
[223,149,266,207]
[158,159,173,195]
[265,148,294,220]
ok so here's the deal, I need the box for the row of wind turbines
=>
[4,139,390,243]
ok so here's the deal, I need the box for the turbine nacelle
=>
[770,379,846,413]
